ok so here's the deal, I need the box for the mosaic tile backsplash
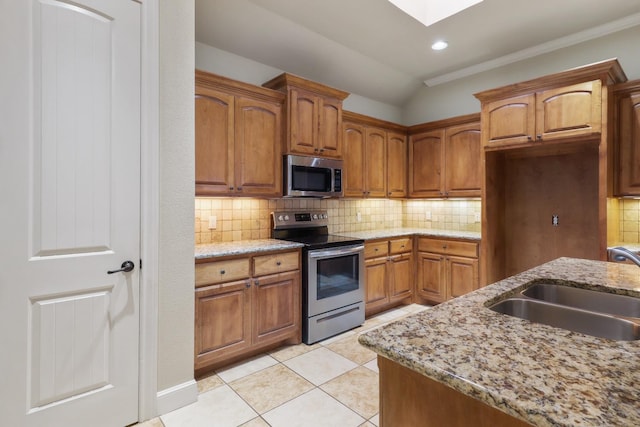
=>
[194,198,483,244]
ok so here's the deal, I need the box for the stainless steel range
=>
[271,210,365,344]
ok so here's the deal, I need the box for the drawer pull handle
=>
[276,261,281,266]
[220,269,226,275]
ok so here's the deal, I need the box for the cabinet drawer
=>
[418,238,478,258]
[253,251,299,276]
[196,258,251,287]
[365,241,389,259]
[389,238,412,254]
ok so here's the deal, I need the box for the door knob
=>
[107,260,135,274]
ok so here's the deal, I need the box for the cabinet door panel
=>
[409,130,444,197]
[445,122,481,197]
[195,280,251,368]
[448,256,479,299]
[483,94,535,149]
[536,80,601,141]
[417,252,446,303]
[365,257,388,308]
[253,271,300,345]
[387,131,407,197]
[234,97,281,196]
[343,122,366,197]
[365,128,388,197]
[390,253,412,300]
[617,92,640,195]
[319,97,342,157]
[195,91,234,194]
[290,89,318,154]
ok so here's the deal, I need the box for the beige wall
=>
[195,198,481,243]
[403,25,640,124]
[158,0,195,392]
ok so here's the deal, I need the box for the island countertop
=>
[359,257,640,426]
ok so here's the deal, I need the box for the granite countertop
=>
[338,227,481,241]
[359,257,640,426]
[195,239,304,259]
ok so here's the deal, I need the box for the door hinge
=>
[139,258,142,270]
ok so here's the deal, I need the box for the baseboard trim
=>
[156,379,198,416]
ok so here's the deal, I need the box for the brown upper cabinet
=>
[195,70,285,197]
[476,60,627,151]
[263,73,349,159]
[342,111,408,198]
[613,80,640,196]
[408,114,481,198]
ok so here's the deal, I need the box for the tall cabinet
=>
[613,80,640,196]
[475,59,627,285]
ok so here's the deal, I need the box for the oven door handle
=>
[308,245,364,259]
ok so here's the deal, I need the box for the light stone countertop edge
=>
[359,257,640,427]
[195,239,304,259]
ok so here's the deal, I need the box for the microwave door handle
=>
[308,245,364,259]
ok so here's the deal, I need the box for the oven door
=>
[306,244,365,317]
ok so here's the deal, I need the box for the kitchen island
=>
[359,257,640,426]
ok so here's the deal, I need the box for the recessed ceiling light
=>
[388,0,483,27]
[431,40,448,51]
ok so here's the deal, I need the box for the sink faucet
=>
[608,247,640,268]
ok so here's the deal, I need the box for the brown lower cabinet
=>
[194,250,301,375]
[364,237,413,317]
[415,237,479,305]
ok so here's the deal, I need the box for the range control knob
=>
[284,215,290,221]
[312,214,318,220]
[323,214,328,219]
[278,215,284,222]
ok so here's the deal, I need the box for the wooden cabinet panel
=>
[445,122,481,197]
[343,122,366,197]
[195,249,301,373]
[318,97,343,157]
[409,130,443,197]
[448,256,479,298]
[253,271,300,345]
[234,96,282,195]
[195,91,234,192]
[482,94,535,149]
[389,253,412,300]
[195,280,251,369]
[387,131,407,198]
[365,241,389,259]
[365,256,389,311]
[417,238,478,258]
[195,71,284,197]
[365,127,388,197]
[195,258,250,287]
[253,251,299,276]
[389,238,411,254]
[417,252,446,303]
[615,88,640,195]
[536,80,601,141]
[289,89,318,155]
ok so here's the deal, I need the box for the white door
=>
[0,1,141,426]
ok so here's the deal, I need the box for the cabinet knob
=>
[537,134,542,140]
[527,135,532,141]
[276,261,281,266]
[220,269,225,275]
[237,186,243,191]
[245,280,251,288]
[254,279,260,286]
[374,248,379,252]
[229,186,234,191]
[320,148,325,152]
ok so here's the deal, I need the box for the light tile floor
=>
[136,304,430,427]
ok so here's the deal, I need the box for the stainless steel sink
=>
[522,283,640,318]
[490,297,640,341]
[488,281,640,341]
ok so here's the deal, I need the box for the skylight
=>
[387,0,483,27]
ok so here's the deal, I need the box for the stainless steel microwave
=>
[283,154,343,198]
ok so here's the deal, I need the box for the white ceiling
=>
[195,0,640,106]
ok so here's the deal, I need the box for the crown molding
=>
[423,12,640,87]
